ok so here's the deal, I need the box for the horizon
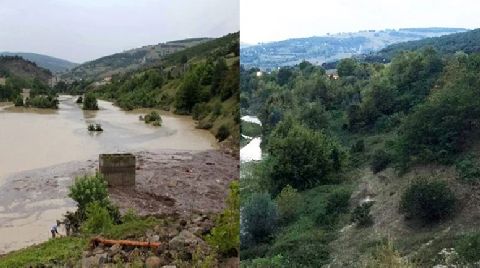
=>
[0,0,239,63]
[241,0,479,44]
[240,26,472,46]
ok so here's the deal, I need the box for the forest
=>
[240,45,480,266]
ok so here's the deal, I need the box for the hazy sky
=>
[0,0,239,63]
[241,0,478,44]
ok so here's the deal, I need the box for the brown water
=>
[0,95,216,184]
[0,95,217,253]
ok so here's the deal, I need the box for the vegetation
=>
[241,35,480,265]
[206,180,240,256]
[82,92,98,110]
[141,111,162,126]
[399,179,455,224]
[241,192,278,247]
[92,33,240,148]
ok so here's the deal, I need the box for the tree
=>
[266,118,345,193]
[175,68,201,113]
[211,58,228,96]
[241,193,278,247]
[337,58,358,77]
[83,92,99,110]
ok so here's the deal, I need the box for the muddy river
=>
[0,95,217,254]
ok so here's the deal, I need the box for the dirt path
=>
[0,149,238,254]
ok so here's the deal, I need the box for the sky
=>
[0,0,239,63]
[241,0,479,44]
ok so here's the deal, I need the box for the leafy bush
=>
[456,232,480,263]
[240,255,287,267]
[276,185,301,222]
[216,124,230,141]
[351,202,374,227]
[266,118,345,193]
[206,180,240,256]
[82,92,98,110]
[143,111,162,126]
[81,201,113,234]
[399,179,455,223]
[241,193,278,247]
[351,139,365,153]
[76,96,83,103]
[455,154,480,183]
[371,149,391,173]
[14,95,23,106]
[25,95,58,109]
[325,188,351,215]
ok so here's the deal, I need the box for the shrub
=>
[351,202,374,227]
[25,95,58,109]
[87,124,95,131]
[399,179,455,223]
[276,185,301,222]
[351,139,365,153]
[95,124,103,131]
[83,93,98,110]
[455,154,480,183]
[206,180,240,256]
[325,188,351,215]
[266,118,345,193]
[216,124,230,141]
[240,255,287,267]
[68,173,111,220]
[241,193,278,247]
[14,95,23,106]
[76,96,83,103]
[81,202,113,234]
[143,111,162,126]
[456,232,480,263]
[371,149,391,173]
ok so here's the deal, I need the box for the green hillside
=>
[0,52,78,73]
[367,28,480,62]
[65,33,240,149]
[241,34,480,266]
[62,37,212,81]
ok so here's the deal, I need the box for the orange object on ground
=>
[91,237,161,249]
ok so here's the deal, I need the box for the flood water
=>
[0,95,217,253]
[0,95,217,184]
[240,115,262,162]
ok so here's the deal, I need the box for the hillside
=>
[75,32,240,149]
[62,37,212,81]
[0,52,78,73]
[240,33,480,266]
[0,56,52,83]
[240,27,467,70]
[366,28,480,62]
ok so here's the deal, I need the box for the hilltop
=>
[0,52,78,73]
[0,56,52,83]
[62,37,212,81]
[240,27,467,70]
[366,28,480,62]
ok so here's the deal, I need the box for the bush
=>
[276,185,301,222]
[216,124,230,141]
[351,139,365,153]
[143,111,162,126]
[455,154,480,183]
[241,193,278,247]
[206,180,240,256]
[14,95,23,106]
[68,173,111,219]
[83,93,98,110]
[266,118,345,193]
[325,188,351,215]
[76,96,83,103]
[351,202,374,227]
[399,179,455,223]
[240,255,287,267]
[81,202,113,234]
[371,149,391,173]
[456,232,480,263]
[25,95,58,109]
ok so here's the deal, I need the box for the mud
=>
[0,149,238,254]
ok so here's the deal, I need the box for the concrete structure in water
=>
[99,153,136,187]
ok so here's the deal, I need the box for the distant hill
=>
[367,28,480,61]
[0,52,77,73]
[0,56,52,83]
[240,27,468,70]
[62,37,213,81]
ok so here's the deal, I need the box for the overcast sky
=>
[0,0,239,63]
[241,0,478,44]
